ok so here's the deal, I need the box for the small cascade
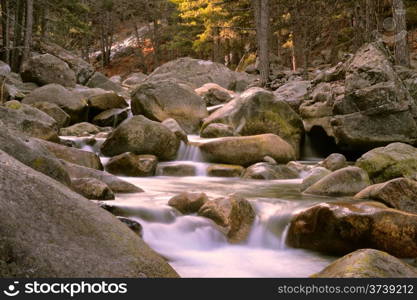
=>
[176,141,204,162]
[279,224,290,250]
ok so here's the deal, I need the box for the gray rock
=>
[106,153,158,177]
[31,102,71,129]
[195,83,235,106]
[161,118,188,143]
[71,177,115,200]
[168,192,209,214]
[320,153,348,171]
[273,80,311,112]
[86,72,125,94]
[300,167,332,191]
[92,108,129,128]
[207,164,244,177]
[156,163,197,177]
[117,217,143,237]
[60,122,101,137]
[200,123,235,138]
[122,73,147,87]
[242,163,299,180]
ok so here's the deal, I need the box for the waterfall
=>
[176,141,204,162]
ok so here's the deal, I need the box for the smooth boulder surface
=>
[198,195,256,243]
[168,192,209,214]
[200,123,235,138]
[303,166,370,196]
[286,200,417,258]
[356,142,417,183]
[313,249,417,278]
[195,83,235,106]
[106,153,158,177]
[61,160,143,194]
[22,84,88,124]
[300,167,332,191]
[37,139,103,170]
[161,118,188,144]
[100,116,180,161]
[0,124,70,186]
[320,153,348,171]
[273,80,311,112]
[1,101,59,142]
[199,134,296,167]
[87,92,128,116]
[71,177,115,200]
[0,150,178,277]
[242,163,299,180]
[122,73,147,87]
[86,72,124,94]
[202,88,304,155]
[21,54,76,88]
[131,79,208,133]
[146,57,255,91]
[31,102,71,128]
[354,178,417,214]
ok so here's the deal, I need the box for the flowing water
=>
[62,134,340,278]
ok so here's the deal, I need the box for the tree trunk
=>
[252,0,270,87]
[11,0,25,72]
[22,0,33,71]
[1,0,10,64]
[393,0,410,67]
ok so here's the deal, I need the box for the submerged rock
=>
[207,164,244,177]
[71,177,115,200]
[0,150,177,277]
[313,249,417,278]
[286,200,417,258]
[198,194,256,243]
[199,134,296,167]
[156,163,197,177]
[168,192,209,214]
[106,153,158,177]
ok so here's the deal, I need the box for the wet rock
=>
[86,72,125,94]
[0,150,177,277]
[122,73,147,87]
[198,194,256,243]
[313,249,417,278]
[1,101,59,142]
[356,142,417,183]
[242,163,299,180]
[106,153,157,177]
[131,79,208,133]
[156,163,196,177]
[31,102,71,128]
[117,217,143,237]
[286,200,417,258]
[22,84,88,124]
[61,160,143,193]
[21,54,76,88]
[304,166,370,196]
[37,139,103,170]
[354,178,417,214]
[60,122,101,137]
[168,192,209,214]
[300,167,332,191]
[199,134,296,167]
[71,177,114,200]
[161,118,188,143]
[320,153,348,171]
[100,116,180,161]
[195,83,235,106]
[92,108,129,128]
[207,164,244,177]
[200,123,235,138]
[202,87,304,155]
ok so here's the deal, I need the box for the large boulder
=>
[200,123,235,138]
[86,72,125,94]
[168,192,209,214]
[300,43,417,151]
[303,166,370,196]
[198,194,256,243]
[60,160,143,194]
[106,153,158,177]
[273,80,311,112]
[87,92,128,116]
[100,116,180,161]
[195,83,235,106]
[122,72,147,87]
[22,84,88,124]
[21,54,76,88]
[131,80,208,133]
[1,101,59,142]
[300,167,332,191]
[92,108,129,128]
[161,118,188,143]
[199,134,296,167]
[60,122,101,137]
[313,249,417,278]
[354,178,417,214]
[356,142,417,183]
[242,163,299,180]
[71,177,115,200]
[0,150,178,277]
[145,57,256,91]
[30,102,71,129]
[37,139,103,170]
[35,40,95,85]
[0,124,70,186]
[286,200,417,258]
[201,88,304,155]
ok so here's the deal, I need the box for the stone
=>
[300,167,332,191]
[71,177,115,200]
[242,163,299,180]
[21,54,76,88]
[131,79,208,133]
[207,164,244,177]
[200,123,235,138]
[161,118,188,143]
[22,84,88,124]
[0,150,177,277]
[286,200,417,258]
[31,102,71,128]
[199,134,296,167]
[273,80,311,112]
[122,73,147,87]
[195,83,235,106]
[320,153,348,171]
[312,249,417,278]
[86,72,125,94]
[354,178,417,214]
[60,122,101,137]
[155,163,196,177]
[87,92,128,116]
[106,153,158,177]
[303,166,370,196]
[198,194,256,243]
[356,142,417,183]
[202,87,304,155]
[117,217,143,237]
[168,192,209,214]
[92,108,129,128]
[100,116,180,161]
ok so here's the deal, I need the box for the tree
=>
[1,0,10,64]
[393,0,410,66]
[252,0,269,86]
[22,0,33,70]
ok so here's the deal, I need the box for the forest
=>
[1,0,417,282]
